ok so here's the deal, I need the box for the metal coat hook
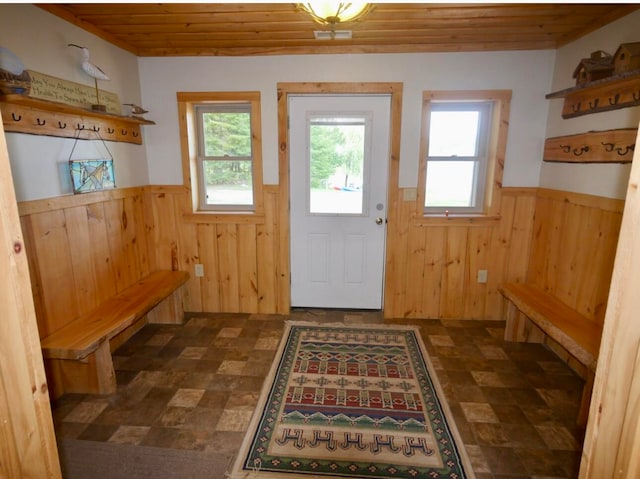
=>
[58,121,67,129]
[616,145,635,156]
[11,112,21,121]
[633,91,640,102]
[608,93,620,105]
[121,129,127,136]
[572,146,590,156]
[602,142,635,156]
[77,124,85,130]
[107,127,114,134]
[560,145,571,153]
[588,99,599,110]
[92,126,100,132]
[132,131,139,137]
[36,118,46,126]
[601,142,615,152]
[571,102,581,113]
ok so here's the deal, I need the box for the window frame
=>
[424,101,492,214]
[415,90,511,224]
[177,91,264,222]
[195,103,254,212]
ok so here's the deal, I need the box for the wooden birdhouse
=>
[613,42,640,74]
[572,50,614,86]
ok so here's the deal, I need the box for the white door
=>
[289,95,391,309]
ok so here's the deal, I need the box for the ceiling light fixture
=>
[297,2,372,39]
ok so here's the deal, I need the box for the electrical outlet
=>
[477,269,488,283]
[195,264,204,277]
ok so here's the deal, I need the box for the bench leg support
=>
[147,287,185,324]
[504,300,526,341]
[53,341,117,395]
[578,371,595,428]
[503,300,545,343]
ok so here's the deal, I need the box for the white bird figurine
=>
[68,43,110,111]
[68,43,109,80]
[123,103,148,115]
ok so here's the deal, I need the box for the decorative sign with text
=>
[27,70,121,114]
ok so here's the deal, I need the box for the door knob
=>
[375,217,384,225]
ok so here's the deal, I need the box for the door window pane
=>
[308,117,365,215]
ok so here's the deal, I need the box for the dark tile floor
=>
[52,310,584,479]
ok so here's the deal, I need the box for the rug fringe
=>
[227,460,323,479]
[285,320,422,331]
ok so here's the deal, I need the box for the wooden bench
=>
[499,282,603,427]
[41,270,189,396]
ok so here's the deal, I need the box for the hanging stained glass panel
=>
[69,159,115,194]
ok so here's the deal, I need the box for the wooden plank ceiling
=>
[39,3,640,57]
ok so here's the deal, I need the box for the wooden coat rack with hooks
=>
[0,94,154,145]
[544,128,637,163]
[546,70,640,119]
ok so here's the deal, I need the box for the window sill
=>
[411,214,501,227]
[183,211,265,224]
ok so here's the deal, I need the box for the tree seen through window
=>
[309,117,366,215]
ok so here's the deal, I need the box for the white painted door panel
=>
[289,95,390,309]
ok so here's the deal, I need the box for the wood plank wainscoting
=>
[384,188,537,320]
[18,185,622,397]
[146,184,287,314]
[19,187,153,399]
[383,187,622,324]
[525,189,623,379]
[17,183,288,398]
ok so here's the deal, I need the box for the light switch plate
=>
[403,188,417,201]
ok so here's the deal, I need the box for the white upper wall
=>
[139,50,554,187]
[541,9,640,199]
[5,4,636,201]
[0,4,147,201]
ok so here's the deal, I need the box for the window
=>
[177,92,263,218]
[417,90,511,219]
[196,104,254,210]
[425,102,491,213]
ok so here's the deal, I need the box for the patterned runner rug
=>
[230,322,475,479]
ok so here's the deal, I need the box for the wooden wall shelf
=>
[544,128,637,163]
[545,70,640,119]
[0,94,154,145]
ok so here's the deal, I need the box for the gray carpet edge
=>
[58,438,234,479]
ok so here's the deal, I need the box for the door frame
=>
[276,82,404,312]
